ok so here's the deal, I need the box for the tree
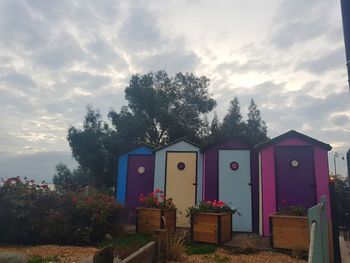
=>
[67,105,117,189]
[245,99,268,145]
[221,97,246,139]
[53,163,92,191]
[109,71,216,146]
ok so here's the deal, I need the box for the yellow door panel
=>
[166,152,197,227]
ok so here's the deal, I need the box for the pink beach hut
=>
[254,130,332,236]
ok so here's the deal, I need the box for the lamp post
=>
[333,152,345,179]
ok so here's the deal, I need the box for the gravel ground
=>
[172,249,306,263]
[0,245,307,263]
[0,245,97,263]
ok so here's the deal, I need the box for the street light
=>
[334,152,345,179]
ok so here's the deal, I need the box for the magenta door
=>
[275,146,316,210]
[126,155,155,223]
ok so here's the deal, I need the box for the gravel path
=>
[171,249,306,263]
[0,245,97,263]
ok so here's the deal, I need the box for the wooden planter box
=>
[269,214,309,250]
[136,208,176,235]
[191,212,232,244]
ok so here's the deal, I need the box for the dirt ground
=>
[0,245,307,263]
[0,245,97,263]
[173,249,306,263]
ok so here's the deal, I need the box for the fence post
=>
[329,181,341,263]
[153,229,169,262]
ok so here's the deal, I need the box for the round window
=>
[138,166,146,174]
[290,159,299,168]
[230,161,239,171]
[177,162,185,170]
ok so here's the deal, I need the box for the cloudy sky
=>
[0,0,349,183]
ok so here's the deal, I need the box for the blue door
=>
[219,150,252,232]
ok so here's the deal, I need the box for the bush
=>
[0,177,125,245]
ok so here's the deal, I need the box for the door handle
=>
[248,183,252,186]
[193,183,197,186]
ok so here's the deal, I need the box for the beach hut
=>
[255,130,332,236]
[154,138,203,227]
[203,140,258,232]
[116,143,155,222]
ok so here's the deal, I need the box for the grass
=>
[97,234,151,249]
[27,255,59,263]
[97,234,152,260]
[203,254,230,263]
[185,242,217,255]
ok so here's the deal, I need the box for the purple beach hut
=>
[116,143,155,223]
[254,130,332,236]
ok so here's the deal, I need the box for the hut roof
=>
[154,138,202,152]
[253,130,332,151]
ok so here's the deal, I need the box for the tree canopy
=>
[59,71,269,189]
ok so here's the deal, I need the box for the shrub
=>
[277,199,307,216]
[166,231,188,261]
[0,177,125,245]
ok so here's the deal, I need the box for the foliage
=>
[277,200,307,216]
[203,253,230,263]
[109,71,216,146]
[0,177,125,245]
[222,97,245,139]
[186,200,238,217]
[53,162,92,191]
[0,252,26,263]
[67,105,118,189]
[166,231,188,261]
[185,242,217,255]
[245,99,268,145]
[138,189,176,210]
[27,255,59,263]
[63,72,269,189]
[97,234,151,249]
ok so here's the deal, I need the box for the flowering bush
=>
[277,199,307,216]
[0,177,125,245]
[138,189,176,210]
[186,200,239,217]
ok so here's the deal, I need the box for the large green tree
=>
[67,105,118,189]
[221,97,246,140]
[245,99,268,145]
[108,71,216,146]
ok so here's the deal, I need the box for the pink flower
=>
[155,188,161,194]
[72,196,78,204]
[206,201,212,205]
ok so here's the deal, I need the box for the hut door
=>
[275,146,316,209]
[166,152,197,227]
[126,155,155,223]
[219,150,252,232]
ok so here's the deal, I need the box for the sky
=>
[0,0,349,183]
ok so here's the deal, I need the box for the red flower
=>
[72,196,78,204]
[155,188,161,194]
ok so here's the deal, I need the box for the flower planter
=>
[269,214,309,250]
[191,212,232,244]
[136,208,176,235]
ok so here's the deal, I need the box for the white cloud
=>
[0,0,348,179]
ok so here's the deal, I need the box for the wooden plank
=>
[271,215,309,250]
[220,214,232,242]
[121,241,156,263]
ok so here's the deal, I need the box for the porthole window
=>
[230,161,239,171]
[290,159,299,168]
[177,162,185,170]
[138,166,146,174]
